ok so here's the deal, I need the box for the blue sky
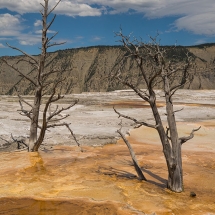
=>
[0,0,215,56]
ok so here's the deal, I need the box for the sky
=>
[0,0,215,56]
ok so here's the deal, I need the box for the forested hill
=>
[0,44,215,95]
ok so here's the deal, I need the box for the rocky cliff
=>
[0,44,215,95]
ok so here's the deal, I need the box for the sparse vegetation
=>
[1,0,79,152]
[113,31,201,192]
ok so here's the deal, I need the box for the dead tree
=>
[116,120,147,181]
[1,0,79,152]
[113,30,200,192]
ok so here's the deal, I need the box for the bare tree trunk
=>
[32,91,50,152]
[32,117,46,152]
[117,128,146,181]
[113,30,200,192]
[164,75,183,192]
[148,89,183,192]
[30,0,47,152]
[149,78,183,192]
[165,108,183,192]
[167,156,183,192]
[29,88,42,151]
[3,0,80,153]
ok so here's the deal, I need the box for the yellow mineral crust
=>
[0,120,215,215]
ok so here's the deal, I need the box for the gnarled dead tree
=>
[116,119,147,181]
[1,0,79,152]
[113,30,200,192]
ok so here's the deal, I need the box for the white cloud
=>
[34,20,42,27]
[194,39,207,45]
[0,38,12,41]
[18,34,41,46]
[19,40,34,46]
[77,0,215,36]
[76,36,84,40]
[0,13,41,46]
[0,0,215,36]
[92,36,102,41]
[0,13,23,36]
[0,43,6,48]
[0,0,102,16]
[175,13,215,35]
[56,1,101,16]
[0,0,42,14]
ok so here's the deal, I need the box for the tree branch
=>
[17,99,32,120]
[64,123,82,149]
[47,41,66,48]
[46,122,82,150]
[47,0,61,16]
[122,79,149,101]
[47,99,78,122]
[2,58,37,86]
[47,31,58,43]
[0,136,10,144]
[46,14,56,31]
[17,93,33,108]
[113,107,157,129]
[16,58,38,70]
[11,133,28,149]
[179,126,201,144]
[117,121,146,181]
[48,114,69,123]
[6,43,38,65]
[173,108,184,114]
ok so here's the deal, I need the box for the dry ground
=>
[0,90,215,214]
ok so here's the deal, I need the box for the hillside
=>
[0,44,215,95]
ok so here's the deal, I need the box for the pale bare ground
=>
[0,90,214,215]
[0,89,215,148]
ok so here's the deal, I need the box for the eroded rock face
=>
[1,45,215,95]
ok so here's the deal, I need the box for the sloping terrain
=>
[0,44,215,95]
